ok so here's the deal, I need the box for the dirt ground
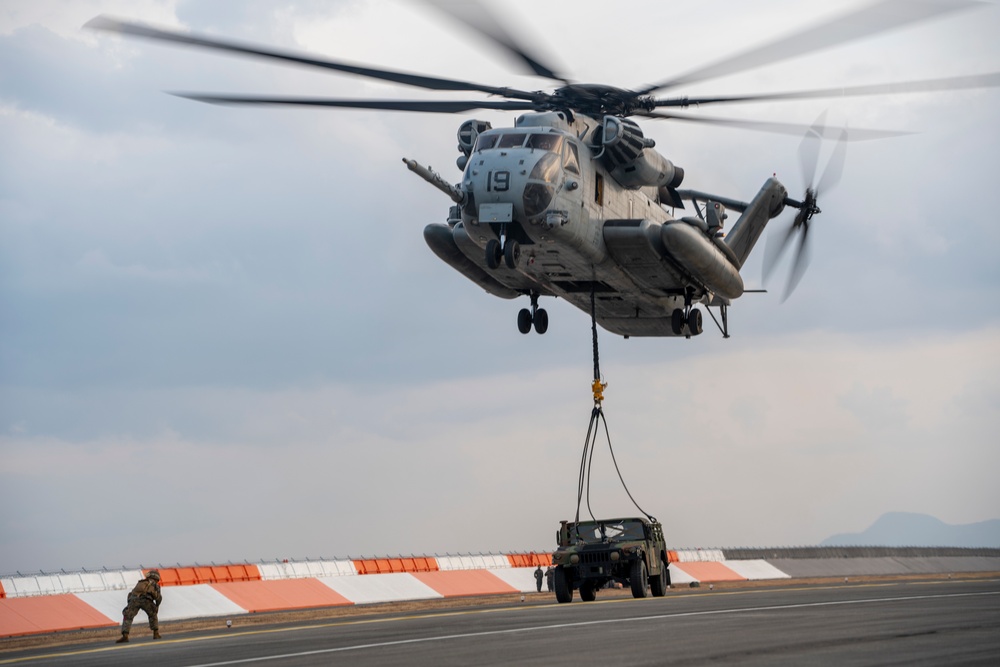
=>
[2,572,997,653]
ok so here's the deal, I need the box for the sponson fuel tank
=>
[661,222,744,299]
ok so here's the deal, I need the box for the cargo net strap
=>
[575,288,653,524]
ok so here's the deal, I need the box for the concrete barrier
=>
[3,549,998,638]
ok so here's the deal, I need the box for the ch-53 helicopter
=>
[88,0,999,338]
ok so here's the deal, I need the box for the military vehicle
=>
[551,517,670,602]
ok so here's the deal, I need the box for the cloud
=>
[1,0,999,573]
[3,326,998,571]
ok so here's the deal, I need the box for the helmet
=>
[147,569,161,581]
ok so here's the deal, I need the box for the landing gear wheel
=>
[517,308,532,334]
[671,309,684,335]
[554,566,573,603]
[687,308,703,336]
[485,239,502,270]
[650,559,669,597]
[533,308,548,334]
[580,580,597,602]
[504,240,520,269]
[630,559,649,599]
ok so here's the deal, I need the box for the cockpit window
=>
[526,133,563,151]
[474,134,499,151]
[496,133,528,148]
[563,142,581,175]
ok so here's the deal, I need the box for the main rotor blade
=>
[636,0,983,96]
[418,0,567,83]
[171,93,539,113]
[640,111,907,141]
[85,15,536,99]
[652,71,1000,108]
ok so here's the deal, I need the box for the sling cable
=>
[574,287,655,527]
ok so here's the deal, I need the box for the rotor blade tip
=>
[84,15,118,32]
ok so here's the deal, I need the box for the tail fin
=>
[725,178,788,267]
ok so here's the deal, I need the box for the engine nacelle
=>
[600,116,684,190]
[456,119,492,170]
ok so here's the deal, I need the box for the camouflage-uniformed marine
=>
[550,517,670,603]
[116,570,163,643]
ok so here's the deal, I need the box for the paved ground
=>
[2,573,998,665]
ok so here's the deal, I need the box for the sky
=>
[1,0,998,574]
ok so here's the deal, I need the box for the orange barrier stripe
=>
[0,595,115,638]
[505,552,553,568]
[667,550,679,563]
[354,558,439,574]
[212,579,352,613]
[154,564,262,586]
[673,561,745,582]
[411,570,518,598]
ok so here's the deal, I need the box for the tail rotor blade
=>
[763,218,797,283]
[817,128,849,195]
[798,112,825,188]
[783,223,813,301]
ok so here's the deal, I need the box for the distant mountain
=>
[821,512,1000,548]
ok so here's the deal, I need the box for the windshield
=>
[571,520,646,544]
[526,133,563,152]
[476,132,564,152]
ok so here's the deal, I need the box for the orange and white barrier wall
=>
[1,551,794,638]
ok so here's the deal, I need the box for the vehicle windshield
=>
[572,520,646,544]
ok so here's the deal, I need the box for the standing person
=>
[534,565,544,592]
[116,569,163,643]
[545,566,554,592]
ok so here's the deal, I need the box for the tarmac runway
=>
[4,578,998,666]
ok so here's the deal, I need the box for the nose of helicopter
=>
[464,144,563,222]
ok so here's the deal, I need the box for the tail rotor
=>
[764,114,848,301]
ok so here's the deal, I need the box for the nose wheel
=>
[670,290,703,337]
[485,233,520,270]
[518,292,548,334]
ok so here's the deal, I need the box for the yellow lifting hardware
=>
[592,378,607,405]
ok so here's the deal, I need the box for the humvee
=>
[550,517,670,603]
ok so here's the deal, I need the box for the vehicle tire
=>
[650,559,668,597]
[485,239,502,269]
[580,580,597,602]
[554,566,573,603]
[671,309,684,335]
[504,239,520,269]
[630,559,648,599]
[517,308,532,334]
[687,308,703,335]
[533,308,548,334]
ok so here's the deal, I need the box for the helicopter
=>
[86,0,1000,339]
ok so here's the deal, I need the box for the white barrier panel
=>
[489,567,540,593]
[78,585,247,623]
[675,550,725,562]
[667,563,698,585]
[1,570,144,598]
[321,573,441,604]
[723,560,791,580]
[437,555,509,571]
[258,561,356,580]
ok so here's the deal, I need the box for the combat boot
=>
[153,630,162,639]
[115,632,129,644]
